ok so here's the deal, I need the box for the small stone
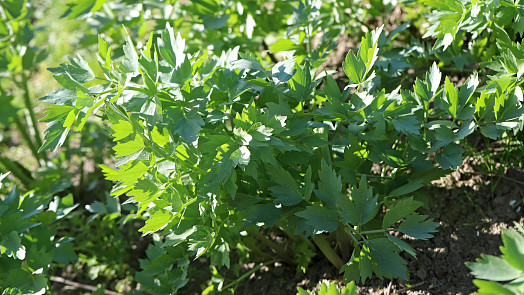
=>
[416,268,427,280]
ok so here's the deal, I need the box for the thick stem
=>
[276,221,315,251]
[247,229,295,265]
[244,239,274,261]
[312,235,344,270]
[0,155,33,189]
[221,260,277,291]
[19,71,47,161]
[12,115,41,164]
[335,225,352,262]
[261,40,278,64]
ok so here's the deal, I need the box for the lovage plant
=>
[39,3,524,292]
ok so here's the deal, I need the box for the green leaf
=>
[188,225,214,258]
[343,51,366,84]
[288,63,313,102]
[122,35,139,75]
[39,119,73,152]
[158,23,185,68]
[472,280,515,295]
[163,227,196,248]
[269,39,302,52]
[203,14,229,30]
[33,211,57,225]
[85,201,106,214]
[266,165,303,206]
[500,228,524,272]
[40,104,76,123]
[113,135,145,158]
[435,125,455,143]
[340,281,358,295]
[272,59,296,85]
[314,159,342,208]
[110,160,148,187]
[382,197,423,228]
[457,74,479,111]
[98,35,111,65]
[39,88,77,106]
[424,0,465,50]
[0,231,25,260]
[391,115,421,135]
[139,209,174,235]
[318,281,340,295]
[231,59,266,73]
[324,75,342,101]
[368,238,408,280]
[340,177,379,226]
[358,25,384,71]
[387,234,417,258]
[388,179,425,198]
[297,287,309,295]
[303,166,313,201]
[444,75,477,119]
[455,121,477,140]
[151,126,170,147]
[167,108,205,143]
[466,254,522,281]
[3,0,27,18]
[398,215,439,240]
[480,125,503,140]
[170,56,192,84]
[435,143,464,170]
[296,205,340,233]
[443,76,459,118]
[244,203,281,227]
[352,177,379,226]
[48,56,95,84]
[178,111,205,143]
[110,119,134,141]
[54,241,78,264]
[358,245,373,283]
[127,179,158,204]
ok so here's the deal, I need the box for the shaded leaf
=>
[398,215,439,240]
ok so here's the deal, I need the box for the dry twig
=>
[50,276,121,295]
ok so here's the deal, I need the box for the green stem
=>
[244,239,275,261]
[12,115,41,164]
[277,222,316,251]
[247,229,295,265]
[312,235,344,269]
[345,227,360,245]
[335,225,351,261]
[221,260,277,291]
[355,173,392,179]
[19,71,47,161]
[359,229,392,235]
[348,226,369,244]
[305,21,313,59]
[0,155,33,189]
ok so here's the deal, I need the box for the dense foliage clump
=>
[0,0,523,294]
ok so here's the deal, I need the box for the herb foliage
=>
[1,0,523,293]
[38,0,524,289]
